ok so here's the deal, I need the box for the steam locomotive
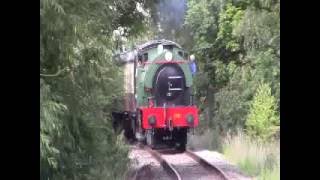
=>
[112,39,199,151]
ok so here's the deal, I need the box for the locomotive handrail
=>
[142,60,188,65]
[190,94,194,106]
[147,96,155,107]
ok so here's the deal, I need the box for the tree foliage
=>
[40,0,150,179]
[185,0,280,137]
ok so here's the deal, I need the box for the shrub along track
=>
[136,144,229,180]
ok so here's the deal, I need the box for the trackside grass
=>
[222,131,280,180]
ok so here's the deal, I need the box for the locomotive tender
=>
[112,39,199,151]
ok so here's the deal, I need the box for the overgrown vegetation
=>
[222,131,279,179]
[40,0,150,179]
[185,0,280,137]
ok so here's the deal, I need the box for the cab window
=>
[143,53,148,61]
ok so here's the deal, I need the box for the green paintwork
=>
[136,67,144,106]
[136,46,193,107]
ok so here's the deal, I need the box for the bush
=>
[245,82,279,141]
[209,64,257,136]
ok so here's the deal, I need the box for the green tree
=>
[185,0,279,137]
[245,83,279,141]
[217,3,244,52]
[40,0,151,179]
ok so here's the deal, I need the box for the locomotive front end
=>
[135,40,199,150]
[140,62,199,130]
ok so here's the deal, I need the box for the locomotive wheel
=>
[176,142,186,152]
[146,130,156,148]
[175,130,187,152]
[123,112,135,140]
[111,112,123,134]
[131,113,136,136]
[135,110,145,142]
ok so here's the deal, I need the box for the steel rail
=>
[185,150,229,180]
[144,146,182,180]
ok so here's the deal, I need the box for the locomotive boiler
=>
[112,39,199,151]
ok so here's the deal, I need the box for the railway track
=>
[139,145,229,180]
[184,150,229,180]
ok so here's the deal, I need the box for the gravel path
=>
[127,145,251,180]
[127,145,172,180]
